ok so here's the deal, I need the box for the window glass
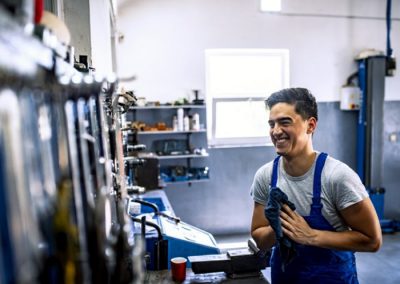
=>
[205,49,289,147]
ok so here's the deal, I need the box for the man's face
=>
[268,102,315,158]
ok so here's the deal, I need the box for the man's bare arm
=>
[280,198,382,252]
[251,202,276,250]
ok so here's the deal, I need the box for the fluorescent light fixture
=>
[260,0,281,12]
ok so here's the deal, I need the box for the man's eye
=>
[268,123,274,128]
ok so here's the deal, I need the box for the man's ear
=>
[307,117,317,134]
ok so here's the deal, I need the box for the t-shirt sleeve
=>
[330,163,369,210]
[250,164,271,206]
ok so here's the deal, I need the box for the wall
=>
[62,0,113,75]
[117,0,400,102]
[63,0,92,64]
[89,0,113,75]
[117,0,400,234]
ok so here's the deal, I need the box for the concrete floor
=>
[215,233,400,284]
[357,234,400,284]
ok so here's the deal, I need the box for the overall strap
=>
[311,152,328,214]
[271,156,281,187]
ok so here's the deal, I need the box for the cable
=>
[386,0,393,57]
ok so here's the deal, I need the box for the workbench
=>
[145,269,270,283]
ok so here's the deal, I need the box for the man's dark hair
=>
[265,88,318,121]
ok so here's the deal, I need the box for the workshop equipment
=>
[135,156,160,190]
[189,239,270,279]
[129,197,220,270]
[0,11,141,283]
[351,0,399,233]
[153,139,190,156]
[356,55,399,233]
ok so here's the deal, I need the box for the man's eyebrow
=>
[268,117,293,123]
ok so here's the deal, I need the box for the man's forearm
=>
[280,200,382,253]
[308,229,381,252]
[251,226,276,251]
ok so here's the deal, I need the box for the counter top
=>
[145,269,270,283]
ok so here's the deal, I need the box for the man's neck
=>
[282,150,316,177]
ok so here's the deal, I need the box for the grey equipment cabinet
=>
[127,105,210,186]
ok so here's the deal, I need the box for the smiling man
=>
[250,88,382,284]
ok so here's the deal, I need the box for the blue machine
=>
[128,190,220,270]
[141,215,220,270]
[356,55,398,233]
[353,0,400,233]
[356,55,386,220]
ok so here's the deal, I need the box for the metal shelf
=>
[156,153,209,160]
[137,129,206,135]
[161,178,210,186]
[130,105,205,110]
[130,104,209,188]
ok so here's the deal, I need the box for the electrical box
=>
[340,86,361,110]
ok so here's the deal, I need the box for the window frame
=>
[210,97,271,147]
[205,48,289,148]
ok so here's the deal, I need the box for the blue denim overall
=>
[270,153,358,284]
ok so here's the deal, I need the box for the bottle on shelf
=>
[177,108,184,131]
[183,115,190,131]
[172,115,178,131]
[191,113,200,131]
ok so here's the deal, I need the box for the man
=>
[250,88,382,284]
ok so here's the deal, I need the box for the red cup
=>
[171,257,187,282]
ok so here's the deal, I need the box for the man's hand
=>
[280,204,318,246]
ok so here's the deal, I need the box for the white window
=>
[260,0,282,12]
[205,49,289,147]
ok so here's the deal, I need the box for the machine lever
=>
[124,156,145,166]
[127,144,146,152]
[131,216,168,270]
[126,185,145,194]
[130,216,163,241]
[248,239,259,254]
[132,198,181,223]
[132,198,159,213]
[141,216,146,237]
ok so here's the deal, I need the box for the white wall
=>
[89,0,113,75]
[63,0,91,62]
[62,0,113,75]
[116,0,400,102]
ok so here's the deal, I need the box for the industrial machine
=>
[128,193,220,270]
[355,54,400,233]
[350,0,399,233]
[0,4,148,282]
[122,104,220,272]
[356,55,387,217]
[189,239,269,279]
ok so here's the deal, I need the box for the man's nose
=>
[271,125,282,135]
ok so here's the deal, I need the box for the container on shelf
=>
[191,113,200,131]
[183,115,190,131]
[177,108,184,131]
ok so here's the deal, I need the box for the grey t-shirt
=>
[250,152,369,231]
